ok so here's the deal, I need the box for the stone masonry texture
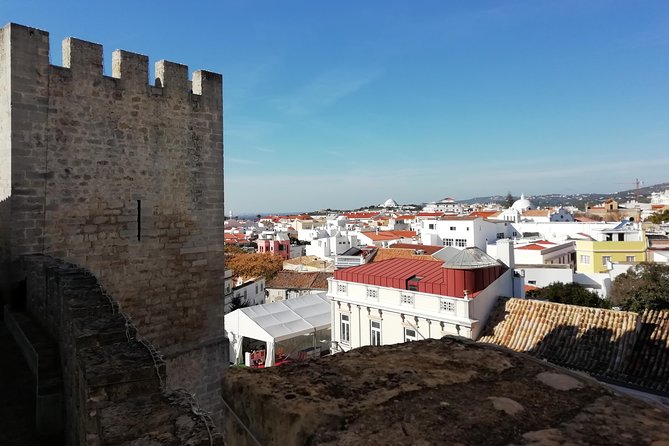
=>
[223,337,669,446]
[0,23,226,425]
[18,255,223,445]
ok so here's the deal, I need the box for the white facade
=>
[419,218,513,249]
[651,189,669,205]
[305,230,361,259]
[510,221,620,242]
[487,241,575,267]
[225,277,266,312]
[327,269,513,351]
[520,265,574,289]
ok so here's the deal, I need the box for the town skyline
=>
[3,1,669,214]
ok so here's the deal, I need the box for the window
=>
[444,239,454,247]
[455,239,466,247]
[580,255,590,264]
[626,256,635,262]
[450,226,456,231]
[370,320,381,346]
[428,224,435,230]
[400,293,414,306]
[440,299,455,312]
[404,327,417,342]
[528,280,537,285]
[496,232,504,239]
[340,314,350,344]
[602,256,611,265]
[366,288,378,300]
[337,283,347,294]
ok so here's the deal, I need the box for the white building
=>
[225,277,266,312]
[651,189,669,205]
[419,216,514,249]
[305,229,361,260]
[422,197,466,215]
[327,241,515,351]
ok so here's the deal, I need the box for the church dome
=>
[382,198,398,208]
[512,194,534,212]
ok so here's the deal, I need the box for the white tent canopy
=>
[225,292,331,366]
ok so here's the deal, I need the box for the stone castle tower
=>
[0,23,226,422]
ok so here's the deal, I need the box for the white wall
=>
[521,267,574,289]
[468,269,514,339]
[225,278,266,311]
[418,218,499,249]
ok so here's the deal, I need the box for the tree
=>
[526,282,611,309]
[227,252,284,281]
[646,209,669,224]
[504,192,515,208]
[610,263,669,311]
[228,294,249,312]
[224,245,245,256]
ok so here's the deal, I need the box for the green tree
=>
[646,209,669,224]
[610,263,669,311]
[526,282,611,308]
[504,192,515,208]
[228,294,249,312]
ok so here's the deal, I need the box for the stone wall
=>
[0,23,226,422]
[223,337,669,446]
[18,254,222,445]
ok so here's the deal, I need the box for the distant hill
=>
[460,182,669,209]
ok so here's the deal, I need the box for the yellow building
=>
[575,226,647,273]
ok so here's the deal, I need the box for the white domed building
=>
[511,194,534,213]
[381,198,398,208]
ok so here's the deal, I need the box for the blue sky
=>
[3,1,669,214]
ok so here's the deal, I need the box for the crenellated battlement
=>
[2,22,222,101]
[1,21,226,428]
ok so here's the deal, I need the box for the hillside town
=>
[3,5,669,443]
[224,189,669,402]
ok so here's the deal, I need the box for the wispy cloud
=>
[255,147,275,154]
[272,68,381,117]
[226,157,261,165]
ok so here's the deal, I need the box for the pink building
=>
[257,236,291,259]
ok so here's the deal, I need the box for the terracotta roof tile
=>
[517,244,545,251]
[469,211,498,218]
[388,244,443,255]
[265,271,332,290]
[371,249,442,263]
[479,298,669,393]
[522,210,550,217]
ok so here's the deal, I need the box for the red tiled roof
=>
[517,244,545,251]
[479,298,669,393]
[343,212,379,219]
[522,210,550,217]
[371,249,442,263]
[469,211,498,218]
[440,215,480,221]
[394,215,416,220]
[334,257,505,298]
[416,212,444,217]
[361,230,417,241]
[389,244,443,255]
[266,271,332,290]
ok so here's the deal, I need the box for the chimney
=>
[496,239,515,268]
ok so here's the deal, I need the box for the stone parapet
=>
[17,254,223,445]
